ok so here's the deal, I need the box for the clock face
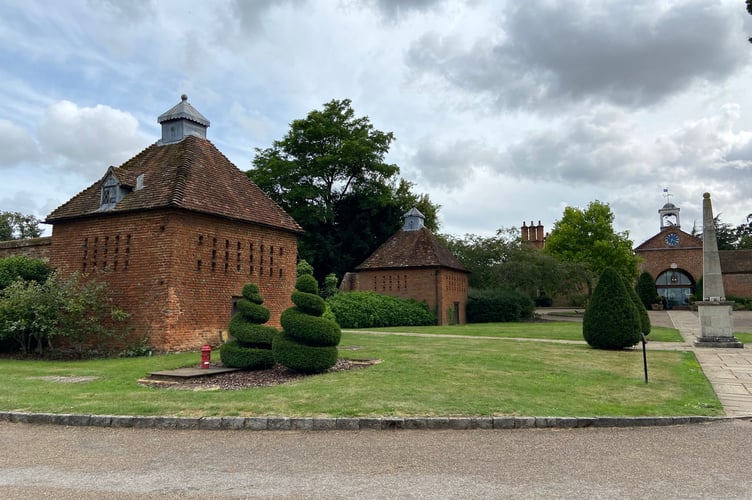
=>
[664,232,679,247]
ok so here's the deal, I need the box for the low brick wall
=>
[0,237,52,261]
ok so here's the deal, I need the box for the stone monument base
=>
[695,301,743,348]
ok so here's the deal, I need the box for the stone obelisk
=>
[695,192,742,348]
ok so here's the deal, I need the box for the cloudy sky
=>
[1,0,751,246]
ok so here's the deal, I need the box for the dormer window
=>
[99,173,124,211]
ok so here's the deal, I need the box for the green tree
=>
[544,201,640,290]
[0,211,42,240]
[441,229,593,298]
[636,271,658,309]
[248,99,439,282]
[706,214,752,250]
[582,267,641,349]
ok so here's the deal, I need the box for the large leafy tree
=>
[544,201,640,289]
[248,99,438,281]
[0,211,42,240]
[712,214,752,250]
[441,228,592,297]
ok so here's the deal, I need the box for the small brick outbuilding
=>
[341,208,469,325]
[44,96,302,350]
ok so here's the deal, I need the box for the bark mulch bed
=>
[141,358,380,391]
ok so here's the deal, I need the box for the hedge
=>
[466,289,534,323]
[326,291,436,328]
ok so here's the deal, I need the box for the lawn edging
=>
[0,411,745,431]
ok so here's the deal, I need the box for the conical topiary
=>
[636,271,658,309]
[624,275,651,336]
[220,283,277,370]
[273,270,341,373]
[583,267,641,349]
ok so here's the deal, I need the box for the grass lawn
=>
[735,332,752,344]
[0,326,720,418]
[349,321,684,343]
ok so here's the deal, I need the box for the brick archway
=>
[655,268,695,308]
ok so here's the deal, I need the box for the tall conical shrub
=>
[624,275,651,336]
[220,283,277,370]
[636,271,657,309]
[273,272,341,373]
[583,267,641,349]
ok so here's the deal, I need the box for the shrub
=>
[636,271,657,309]
[534,295,553,307]
[320,273,339,298]
[219,339,275,370]
[220,283,277,370]
[582,267,641,349]
[0,271,129,356]
[466,289,535,323]
[326,291,436,328]
[274,274,341,373]
[0,256,50,290]
[624,276,651,335]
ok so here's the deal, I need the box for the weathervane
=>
[662,187,672,204]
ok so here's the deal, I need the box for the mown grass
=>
[349,321,684,343]
[0,327,720,418]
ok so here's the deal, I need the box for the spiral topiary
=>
[220,283,277,370]
[273,273,341,373]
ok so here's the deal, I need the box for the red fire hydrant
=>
[200,344,211,369]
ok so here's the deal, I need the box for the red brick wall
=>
[0,237,52,261]
[635,231,752,297]
[352,267,468,325]
[49,209,298,351]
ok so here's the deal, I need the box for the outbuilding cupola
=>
[157,94,210,145]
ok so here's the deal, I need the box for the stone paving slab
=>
[668,310,752,417]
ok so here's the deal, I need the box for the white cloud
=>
[0,119,39,167]
[37,100,146,177]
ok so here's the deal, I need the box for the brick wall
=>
[49,209,298,351]
[720,250,752,297]
[635,232,752,297]
[353,267,468,325]
[0,237,52,261]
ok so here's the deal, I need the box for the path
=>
[667,310,752,417]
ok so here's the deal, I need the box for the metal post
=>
[641,333,648,384]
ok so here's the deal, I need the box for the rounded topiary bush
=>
[273,274,341,373]
[582,267,642,349]
[220,283,277,370]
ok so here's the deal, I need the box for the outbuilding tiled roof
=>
[45,135,302,234]
[355,227,468,272]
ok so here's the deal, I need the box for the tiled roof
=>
[45,135,302,234]
[355,227,468,272]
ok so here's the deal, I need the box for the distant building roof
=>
[355,226,468,272]
[45,135,302,234]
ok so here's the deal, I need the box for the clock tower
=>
[634,192,702,309]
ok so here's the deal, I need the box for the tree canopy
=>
[544,201,640,286]
[248,99,439,282]
[441,228,592,298]
[711,214,752,250]
[0,211,42,241]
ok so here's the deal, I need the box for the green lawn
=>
[349,321,684,343]
[0,326,720,418]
